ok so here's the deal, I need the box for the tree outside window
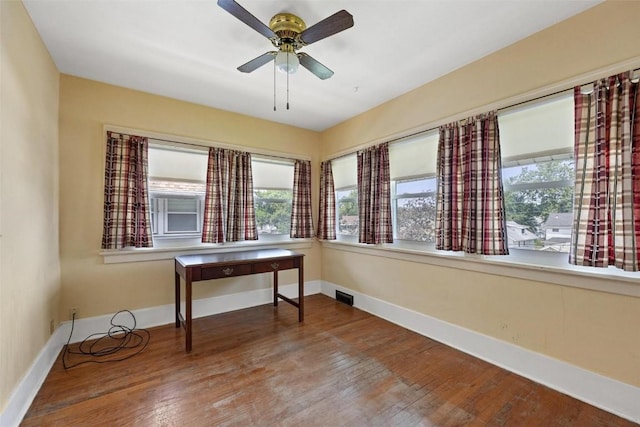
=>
[254,189,292,235]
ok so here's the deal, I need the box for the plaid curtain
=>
[290,159,315,238]
[357,143,393,244]
[435,113,509,255]
[570,72,640,271]
[317,161,336,240]
[101,132,153,249]
[202,147,258,243]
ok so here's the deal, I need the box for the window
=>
[148,144,207,242]
[499,92,574,253]
[389,131,438,244]
[251,158,294,240]
[336,188,358,235]
[393,177,437,242]
[502,158,574,251]
[332,154,359,238]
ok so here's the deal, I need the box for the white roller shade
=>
[148,145,208,182]
[331,153,357,189]
[251,159,294,189]
[498,92,574,159]
[389,131,438,180]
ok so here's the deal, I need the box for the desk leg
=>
[186,278,192,353]
[273,270,279,307]
[298,257,304,322]
[175,271,181,328]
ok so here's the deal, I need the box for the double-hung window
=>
[147,143,208,246]
[389,131,439,246]
[252,157,294,241]
[498,92,574,254]
[331,154,359,239]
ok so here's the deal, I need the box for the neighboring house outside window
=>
[149,180,205,238]
[506,220,538,248]
[541,212,573,252]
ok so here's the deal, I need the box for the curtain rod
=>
[326,66,640,164]
[107,131,306,163]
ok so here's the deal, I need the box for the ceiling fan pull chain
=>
[286,52,290,110]
[273,60,277,111]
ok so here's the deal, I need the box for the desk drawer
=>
[254,258,295,273]
[201,263,252,280]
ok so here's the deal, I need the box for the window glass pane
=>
[336,189,358,235]
[254,189,292,235]
[167,198,198,213]
[167,214,198,232]
[394,177,437,242]
[502,159,574,252]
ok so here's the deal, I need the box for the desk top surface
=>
[175,248,303,268]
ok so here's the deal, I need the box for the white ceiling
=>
[23,0,601,131]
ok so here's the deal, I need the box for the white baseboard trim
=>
[0,280,321,427]
[320,280,640,424]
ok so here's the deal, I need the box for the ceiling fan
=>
[217,0,354,80]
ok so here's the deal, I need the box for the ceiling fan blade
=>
[237,52,277,73]
[298,53,334,80]
[299,10,354,45]
[217,0,276,39]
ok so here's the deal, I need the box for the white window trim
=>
[101,239,314,264]
[321,240,640,298]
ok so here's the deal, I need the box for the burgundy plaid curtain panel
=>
[435,113,509,255]
[201,147,258,243]
[570,72,640,271]
[290,159,315,238]
[357,143,393,244]
[101,132,153,249]
[317,160,336,240]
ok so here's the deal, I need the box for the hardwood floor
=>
[22,294,635,426]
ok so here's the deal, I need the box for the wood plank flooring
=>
[22,294,635,426]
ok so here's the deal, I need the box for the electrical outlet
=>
[69,308,78,320]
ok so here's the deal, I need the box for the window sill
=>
[321,240,640,298]
[101,238,315,264]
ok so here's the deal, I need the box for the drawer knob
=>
[222,267,234,276]
[271,262,279,270]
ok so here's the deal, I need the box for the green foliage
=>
[254,189,292,234]
[504,160,574,232]
[338,190,358,217]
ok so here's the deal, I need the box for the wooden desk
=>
[174,248,304,352]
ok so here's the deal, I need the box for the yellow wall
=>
[58,76,322,320]
[3,0,640,416]
[321,1,640,387]
[0,0,61,411]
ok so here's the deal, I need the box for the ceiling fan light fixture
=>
[275,50,299,74]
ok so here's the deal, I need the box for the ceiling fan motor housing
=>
[269,13,306,49]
